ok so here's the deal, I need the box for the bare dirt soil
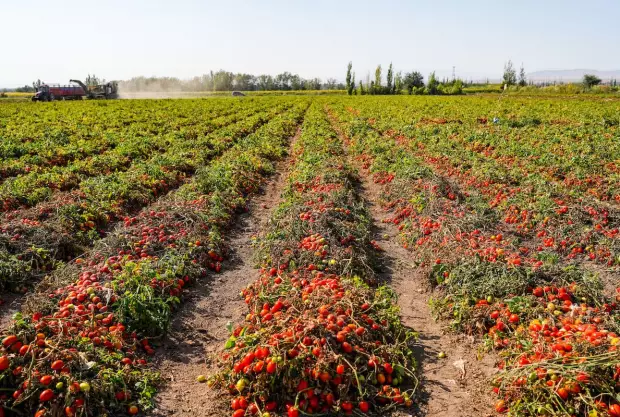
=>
[357,173,496,417]
[0,293,24,330]
[152,131,298,416]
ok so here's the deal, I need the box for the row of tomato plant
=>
[0,99,294,291]
[0,99,242,180]
[209,103,418,417]
[0,99,275,210]
[0,100,309,417]
[328,96,620,270]
[326,96,620,417]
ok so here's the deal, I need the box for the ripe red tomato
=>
[287,407,299,417]
[556,387,569,400]
[576,372,590,383]
[18,345,30,356]
[2,336,17,348]
[39,375,53,386]
[508,314,519,324]
[336,364,345,374]
[0,356,9,371]
[608,404,620,417]
[128,405,139,415]
[231,398,240,410]
[51,360,64,371]
[383,363,393,374]
[266,361,276,374]
[359,401,370,412]
[39,389,54,402]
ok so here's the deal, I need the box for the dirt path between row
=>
[324,108,495,417]
[356,174,496,417]
[0,293,24,330]
[152,128,299,417]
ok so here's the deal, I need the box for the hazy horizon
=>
[2,0,619,88]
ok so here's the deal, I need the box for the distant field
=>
[0,95,618,417]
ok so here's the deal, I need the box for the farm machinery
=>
[32,79,118,101]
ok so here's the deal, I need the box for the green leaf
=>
[224,336,236,350]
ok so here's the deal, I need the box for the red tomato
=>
[51,360,64,371]
[556,387,569,401]
[0,356,9,371]
[39,375,53,386]
[287,407,299,417]
[18,345,30,356]
[383,363,393,374]
[359,401,370,412]
[231,398,240,410]
[2,335,17,348]
[266,361,277,374]
[39,389,54,402]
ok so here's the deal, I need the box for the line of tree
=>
[502,60,529,87]
[502,60,613,91]
[119,71,344,92]
[346,62,465,95]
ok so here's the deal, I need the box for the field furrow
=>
[152,124,302,417]
[0,101,293,293]
[327,108,495,417]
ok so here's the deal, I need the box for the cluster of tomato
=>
[298,234,329,259]
[474,284,620,416]
[0,197,224,416]
[215,260,414,416]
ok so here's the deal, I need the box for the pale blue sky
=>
[2,0,619,87]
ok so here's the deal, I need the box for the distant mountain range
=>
[527,69,620,82]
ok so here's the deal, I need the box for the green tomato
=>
[235,378,249,392]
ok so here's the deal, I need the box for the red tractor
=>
[32,80,118,101]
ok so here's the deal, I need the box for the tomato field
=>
[0,95,617,417]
